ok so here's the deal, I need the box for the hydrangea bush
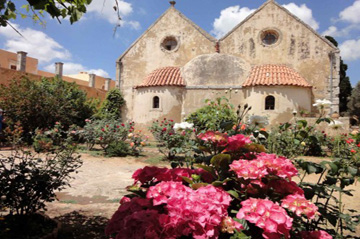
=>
[106,132,346,239]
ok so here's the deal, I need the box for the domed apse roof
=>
[135,66,185,88]
[243,65,312,88]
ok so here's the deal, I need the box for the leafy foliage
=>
[105,141,130,157]
[32,122,79,153]
[0,0,92,27]
[348,81,360,121]
[81,118,147,156]
[186,97,236,133]
[149,119,195,164]
[0,77,96,141]
[0,148,82,216]
[95,88,125,120]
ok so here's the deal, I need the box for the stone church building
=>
[116,0,340,128]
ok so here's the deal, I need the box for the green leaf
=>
[181,176,194,185]
[210,154,231,169]
[191,183,208,190]
[321,161,339,175]
[194,164,216,178]
[348,166,358,176]
[297,120,308,128]
[212,178,231,186]
[227,190,239,199]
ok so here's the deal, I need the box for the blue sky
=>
[0,0,359,85]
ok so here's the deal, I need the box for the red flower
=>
[351,149,356,153]
[101,128,105,132]
[121,123,125,127]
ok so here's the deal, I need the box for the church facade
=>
[116,0,340,128]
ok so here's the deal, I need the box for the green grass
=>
[144,155,165,165]
[59,200,78,204]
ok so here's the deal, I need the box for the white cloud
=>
[211,5,255,39]
[282,3,319,30]
[44,62,110,78]
[322,25,360,38]
[339,0,360,24]
[87,0,140,29]
[322,26,339,37]
[339,39,360,61]
[0,23,71,63]
[124,20,141,30]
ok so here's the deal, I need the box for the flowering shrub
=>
[127,130,149,156]
[32,122,79,152]
[81,118,147,156]
[106,131,353,239]
[81,118,133,150]
[149,119,195,162]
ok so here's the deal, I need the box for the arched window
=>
[153,96,160,109]
[265,96,275,110]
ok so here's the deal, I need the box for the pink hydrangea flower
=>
[119,196,131,204]
[299,230,332,239]
[132,166,212,184]
[147,182,235,239]
[256,153,298,180]
[237,198,293,239]
[105,197,162,238]
[268,179,304,196]
[230,153,298,181]
[230,159,267,180]
[281,194,318,219]
[224,134,252,152]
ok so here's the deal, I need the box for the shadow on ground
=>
[55,211,108,239]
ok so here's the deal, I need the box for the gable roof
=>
[220,0,338,51]
[117,6,216,62]
[242,64,312,88]
[135,66,185,88]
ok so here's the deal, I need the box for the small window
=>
[161,36,178,52]
[261,30,279,46]
[10,65,16,70]
[153,96,160,109]
[265,96,275,110]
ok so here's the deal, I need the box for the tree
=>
[0,0,92,27]
[325,36,353,114]
[95,88,125,120]
[0,77,96,140]
[348,81,360,123]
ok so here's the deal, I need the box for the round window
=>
[261,30,279,46]
[161,36,178,52]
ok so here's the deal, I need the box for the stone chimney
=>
[89,74,96,88]
[16,51,27,72]
[55,62,63,77]
[105,78,111,91]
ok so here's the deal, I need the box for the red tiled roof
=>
[243,65,312,88]
[136,67,185,88]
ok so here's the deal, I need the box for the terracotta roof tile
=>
[136,66,185,88]
[243,65,312,88]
